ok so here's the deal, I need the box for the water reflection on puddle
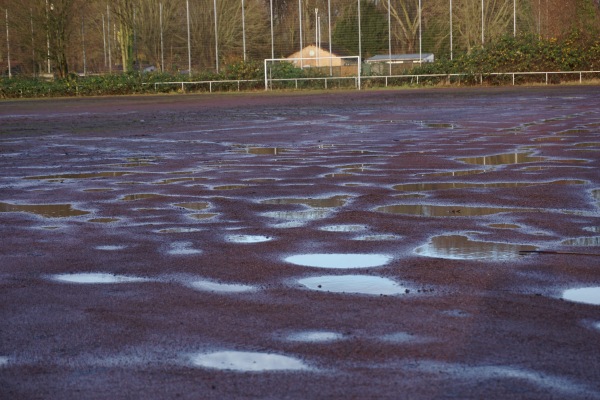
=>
[298,275,407,295]
[95,245,127,251]
[376,204,534,217]
[226,234,273,243]
[88,218,120,223]
[24,171,131,180]
[319,225,367,232]
[155,227,204,233]
[168,242,202,255]
[121,194,165,201]
[175,202,210,211]
[189,279,256,293]
[457,153,546,165]
[286,331,344,342]
[155,177,205,184]
[561,237,600,246]
[0,202,90,218]
[262,195,349,208]
[239,147,289,155]
[50,273,149,284]
[191,351,309,371]
[419,169,487,178]
[415,235,536,260]
[263,210,331,221]
[286,254,391,268]
[354,234,402,241]
[212,185,248,190]
[392,180,585,192]
[562,287,600,306]
[189,213,218,220]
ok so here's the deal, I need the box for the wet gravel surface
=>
[1,86,600,399]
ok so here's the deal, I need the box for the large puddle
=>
[376,204,535,217]
[261,195,350,208]
[285,254,391,269]
[415,235,537,260]
[226,234,273,243]
[191,351,309,371]
[189,279,257,293]
[0,202,90,218]
[50,273,149,284]
[562,287,600,306]
[457,152,546,165]
[298,275,407,295]
[392,180,585,192]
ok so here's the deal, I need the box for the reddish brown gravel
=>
[1,86,600,399]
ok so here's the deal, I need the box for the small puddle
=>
[240,147,289,155]
[285,254,391,269]
[189,279,256,293]
[376,204,535,217]
[168,242,202,255]
[189,213,218,220]
[155,177,206,184]
[457,152,546,165]
[286,331,344,342]
[488,223,521,229]
[191,351,309,371]
[380,332,430,344]
[561,237,600,246]
[83,188,114,192]
[354,234,402,241]
[414,235,537,260]
[575,142,600,148]
[175,202,210,211]
[24,171,131,180]
[212,185,248,190]
[121,194,165,201]
[319,225,367,232]
[533,136,563,142]
[95,245,127,251]
[562,287,600,306]
[419,169,487,177]
[0,202,90,218]
[298,275,407,295]
[261,195,350,208]
[156,227,204,233]
[226,234,273,243]
[323,173,355,178]
[50,273,149,284]
[392,180,585,192]
[88,218,120,223]
[262,210,331,221]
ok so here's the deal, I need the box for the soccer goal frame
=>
[264,56,361,91]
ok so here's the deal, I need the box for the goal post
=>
[264,56,361,91]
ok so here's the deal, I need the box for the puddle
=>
[562,287,600,306]
[212,185,248,190]
[414,235,537,260]
[226,234,273,243]
[423,122,455,129]
[156,227,204,233]
[285,254,391,269]
[83,188,114,192]
[392,180,585,192]
[583,227,600,233]
[323,173,355,178]
[155,177,206,184]
[379,332,430,344]
[286,331,344,342]
[419,169,487,177]
[319,225,367,232]
[533,136,563,142]
[457,152,546,165]
[376,204,535,217]
[121,194,165,201]
[168,242,202,255]
[575,142,600,148]
[240,147,289,155]
[191,351,309,372]
[189,279,256,293]
[354,234,402,241]
[561,237,600,246]
[188,213,218,220]
[298,275,407,295]
[88,218,120,223]
[175,202,210,211]
[393,193,428,199]
[24,171,131,180]
[488,223,521,229]
[262,210,331,221]
[261,195,350,208]
[50,273,149,284]
[95,245,127,251]
[0,202,90,218]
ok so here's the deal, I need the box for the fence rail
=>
[144,70,600,94]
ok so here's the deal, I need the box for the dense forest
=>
[1,0,599,78]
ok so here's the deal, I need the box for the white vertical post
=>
[160,3,164,72]
[102,14,107,68]
[418,0,422,63]
[5,9,11,78]
[358,0,361,62]
[298,0,303,68]
[241,0,246,61]
[81,15,87,75]
[214,0,219,73]
[186,0,191,76]
[481,0,484,45]
[328,0,332,75]
[269,0,274,59]
[47,0,51,73]
[31,9,35,75]
[450,0,453,60]
[315,8,318,49]
[388,0,391,75]
[513,0,516,36]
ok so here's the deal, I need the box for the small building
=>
[366,53,435,74]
